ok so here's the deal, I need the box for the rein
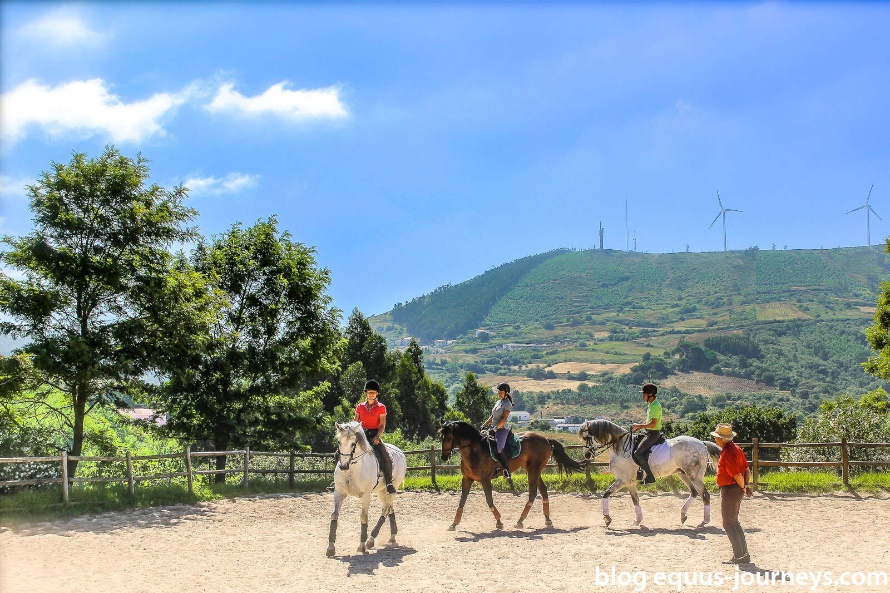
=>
[581,425,632,460]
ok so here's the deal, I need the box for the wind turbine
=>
[846,185,881,246]
[708,191,742,252]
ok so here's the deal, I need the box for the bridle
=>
[580,423,632,460]
[335,432,368,469]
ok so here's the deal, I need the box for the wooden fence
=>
[1,440,888,504]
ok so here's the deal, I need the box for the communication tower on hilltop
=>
[599,221,604,250]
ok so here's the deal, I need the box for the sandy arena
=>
[2,489,888,593]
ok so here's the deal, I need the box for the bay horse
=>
[578,419,721,528]
[327,421,407,556]
[439,421,582,530]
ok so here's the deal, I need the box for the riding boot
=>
[498,450,511,479]
[637,456,656,484]
[381,451,396,494]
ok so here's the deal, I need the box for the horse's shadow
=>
[337,544,418,574]
[455,525,587,543]
[605,524,727,540]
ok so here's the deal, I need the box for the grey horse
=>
[579,419,721,528]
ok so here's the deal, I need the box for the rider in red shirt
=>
[354,380,396,494]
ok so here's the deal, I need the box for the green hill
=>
[370,246,890,419]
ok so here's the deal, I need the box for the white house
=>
[508,411,532,425]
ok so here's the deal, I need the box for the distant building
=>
[508,411,532,425]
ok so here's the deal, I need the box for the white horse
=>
[578,419,721,528]
[326,421,407,557]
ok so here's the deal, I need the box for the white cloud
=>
[184,173,259,196]
[1,79,190,146]
[206,82,348,120]
[0,176,33,200]
[19,12,104,47]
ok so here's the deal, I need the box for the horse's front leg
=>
[601,478,625,528]
[481,478,503,530]
[358,493,371,554]
[448,475,474,531]
[327,489,345,557]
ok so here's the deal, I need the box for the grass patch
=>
[2,471,887,525]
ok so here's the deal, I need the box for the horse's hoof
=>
[514,520,524,529]
[326,546,335,557]
[388,537,397,545]
[447,524,456,531]
[365,537,375,549]
[697,521,709,528]
[681,514,688,524]
[357,546,366,554]
[603,515,612,528]
[495,521,503,530]
[545,519,553,527]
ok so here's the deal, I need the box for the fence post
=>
[751,438,759,492]
[841,437,849,488]
[61,451,69,504]
[430,446,439,493]
[126,451,135,498]
[243,448,250,489]
[289,450,295,489]
[185,445,194,495]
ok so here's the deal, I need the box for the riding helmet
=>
[364,379,380,392]
[496,382,511,393]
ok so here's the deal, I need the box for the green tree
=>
[789,390,890,469]
[343,308,395,385]
[865,240,890,380]
[0,147,204,476]
[387,342,446,441]
[452,372,493,427]
[152,217,341,480]
[687,405,797,460]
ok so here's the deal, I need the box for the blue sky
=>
[2,2,889,318]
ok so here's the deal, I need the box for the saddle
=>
[632,432,666,459]
[484,430,521,462]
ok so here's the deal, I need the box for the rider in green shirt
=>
[631,383,662,484]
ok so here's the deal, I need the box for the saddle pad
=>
[487,431,521,462]
[648,441,670,478]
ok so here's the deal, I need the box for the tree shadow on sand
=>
[336,544,418,575]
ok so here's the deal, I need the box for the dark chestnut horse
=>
[439,421,582,530]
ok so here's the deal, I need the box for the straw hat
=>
[710,423,737,440]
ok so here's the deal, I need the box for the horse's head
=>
[334,421,365,470]
[438,421,456,462]
[578,422,595,460]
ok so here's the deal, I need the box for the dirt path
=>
[2,490,888,593]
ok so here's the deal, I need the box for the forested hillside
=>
[371,246,890,421]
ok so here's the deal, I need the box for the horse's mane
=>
[340,421,372,453]
[581,419,628,446]
[442,420,483,442]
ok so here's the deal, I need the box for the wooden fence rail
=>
[1,440,887,503]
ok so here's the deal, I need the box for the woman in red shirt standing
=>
[711,423,753,564]
[355,380,397,494]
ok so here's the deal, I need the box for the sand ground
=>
[2,489,888,593]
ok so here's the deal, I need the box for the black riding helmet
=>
[496,382,511,393]
[364,379,380,392]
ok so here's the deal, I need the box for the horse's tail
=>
[549,439,583,474]
[704,440,722,472]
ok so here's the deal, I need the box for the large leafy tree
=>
[152,217,341,480]
[452,371,493,427]
[387,339,446,441]
[343,308,395,384]
[864,238,890,380]
[0,147,204,476]
[687,405,797,460]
